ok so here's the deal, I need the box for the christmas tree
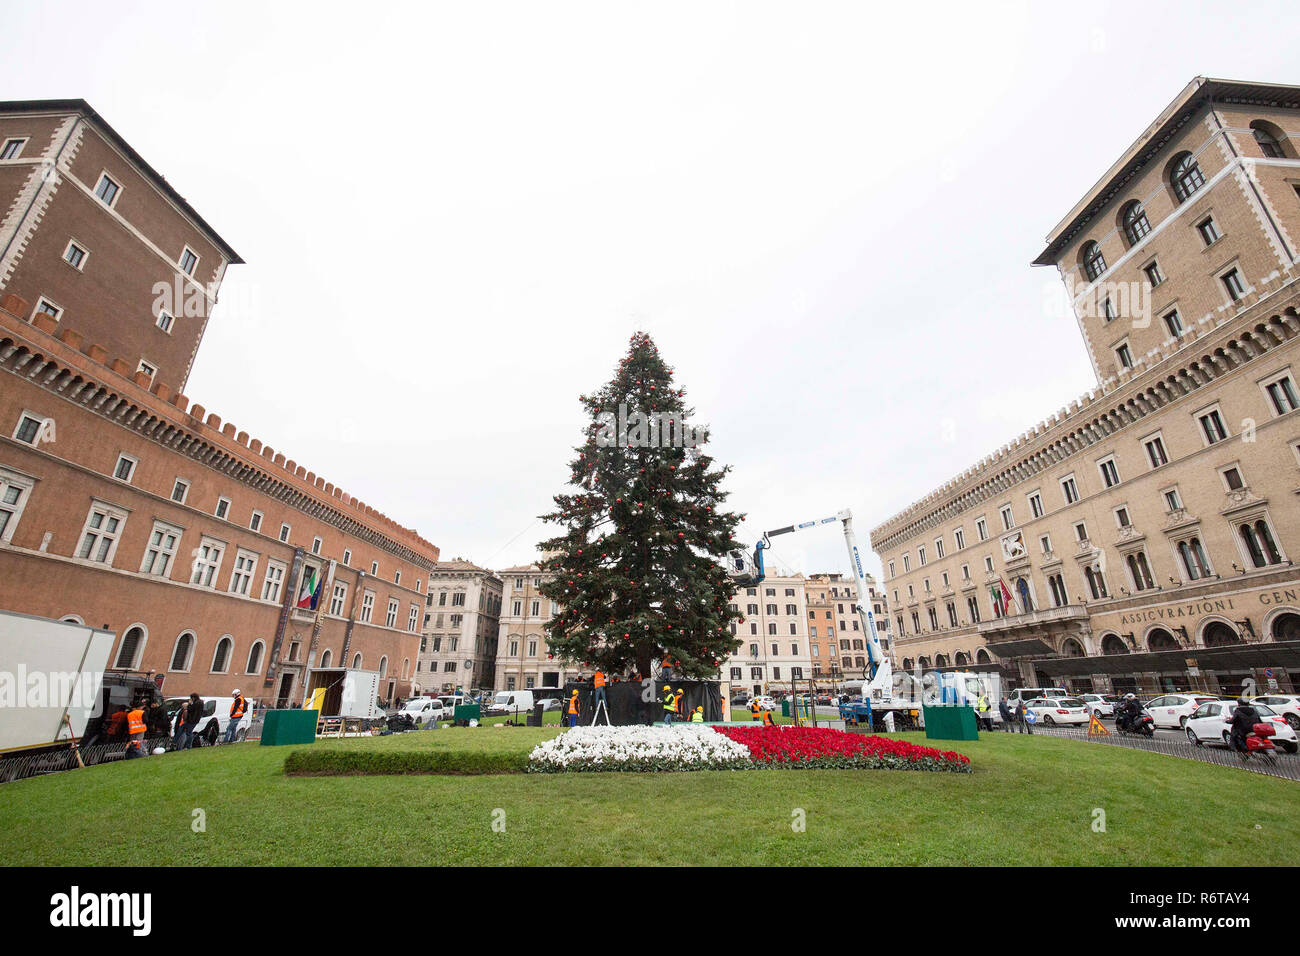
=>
[538,331,745,680]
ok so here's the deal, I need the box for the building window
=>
[1142,260,1164,288]
[1251,122,1287,158]
[371,561,379,575]
[1102,296,1116,323]
[966,596,980,624]
[191,537,224,587]
[1048,574,1067,608]
[1085,565,1108,600]
[343,549,351,566]
[1177,537,1211,580]
[14,412,48,445]
[1170,153,1205,203]
[1115,341,1134,370]
[1220,464,1244,492]
[140,521,181,577]
[975,517,988,541]
[902,554,910,572]
[1197,407,1229,445]
[1027,491,1043,519]
[1061,475,1079,504]
[263,561,286,602]
[215,496,231,520]
[156,310,175,334]
[1239,519,1283,567]
[918,546,927,566]
[33,297,62,322]
[171,478,189,503]
[1115,506,1131,528]
[76,502,126,564]
[1121,201,1151,246]
[1097,456,1120,488]
[954,528,965,550]
[328,582,347,616]
[1197,217,1221,245]
[1127,552,1155,591]
[170,632,195,672]
[0,469,35,543]
[361,590,375,623]
[1081,241,1106,281]
[112,453,137,483]
[1143,434,1169,468]
[179,247,199,277]
[1000,505,1014,531]
[311,536,322,555]
[1075,521,1089,542]
[1163,488,1183,512]
[63,241,88,270]
[1261,371,1300,416]
[94,173,121,206]
[1220,267,1247,302]
[1040,534,1051,554]
[229,550,258,596]
[385,599,399,628]
[934,538,945,559]
[1162,309,1183,338]
[0,137,26,160]
[211,636,233,673]
[114,626,145,669]
[279,523,291,543]
[246,642,264,674]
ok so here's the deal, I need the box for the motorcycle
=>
[1232,720,1279,765]
[385,712,415,733]
[1115,707,1155,737]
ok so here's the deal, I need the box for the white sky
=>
[4,0,1297,582]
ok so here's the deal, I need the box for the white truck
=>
[0,609,116,755]
[303,667,382,719]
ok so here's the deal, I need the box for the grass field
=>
[0,727,1294,866]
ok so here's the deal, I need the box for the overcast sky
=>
[3,1,1296,582]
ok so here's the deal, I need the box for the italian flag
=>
[297,565,320,610]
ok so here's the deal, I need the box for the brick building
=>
[0,101,439,707]
[872,77,1300,698]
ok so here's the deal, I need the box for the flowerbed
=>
[525,725,971,773]
[526,725,751,773]
[713,726,972,773]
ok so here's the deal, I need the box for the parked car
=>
[1077,693,1120,718]
[540,698,564,712]
[1252,695,1300,731]
[1185,701,1299,753]
[166,695,254,745]
[399,697,448,726]
[1024,697,1089,726]
[1145,693,1220,729]
[749,695,777,712]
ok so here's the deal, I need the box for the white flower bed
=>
[526,725,751,773]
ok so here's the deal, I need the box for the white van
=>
[166,695,254,745]
[400,697,448,726]
[488,690,534,715]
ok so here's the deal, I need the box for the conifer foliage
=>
[538,332,745,679]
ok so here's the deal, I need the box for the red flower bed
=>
[712,726,971,772]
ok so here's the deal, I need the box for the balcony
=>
[976,603,1088,636]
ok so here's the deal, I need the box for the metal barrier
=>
[1008,720,1300,783]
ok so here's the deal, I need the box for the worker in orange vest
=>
[567,689,581,728]
[751,698,762,722]
[223,689,248,744]
[593,669,607,712]
[124,701,147,758]
[675,688,685,720]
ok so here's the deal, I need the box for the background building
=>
[419,559,501,694]
[495,563,569,691]
[724,573,813,696]
[872,77,1300,698]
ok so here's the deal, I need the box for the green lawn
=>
[0,728,1295,866]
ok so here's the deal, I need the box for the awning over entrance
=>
[1033,640,1300,677]
[984,637,1056,657]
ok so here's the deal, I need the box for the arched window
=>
[1148,628,1179,651]
[1170,152,1205,203]
[1085,566,1108,600]
[245,641,264,674]
[1121,201,1151,246]
[1250,120,1288,159]
[917,656,931,670]
[976,648,991,664]
[353,652,363,669]
[1101,633,1128,655]
[320,649,332,668]
[1061,637,1086,657]
[934,653,949,668]
[378,655,388,677]
[401,658,410,679]
[1081,240,1107,281]
[60,615,84,625]
[1016,577,1033,613]
[1177,537,1210,580]
[1126,552,1154,591]
[114,625,146,669]
[1202,621,1241,647]
[1048,573,1068,608]
[954,652,969,667]
[1272,612,1300,642]
[1240,520,1282,567]
[211,636,233,673]
[902,658,914,671]
[170,632,195,671]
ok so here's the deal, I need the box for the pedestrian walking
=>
[998,697,1013,732]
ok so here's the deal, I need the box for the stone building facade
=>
[418,559,501,694]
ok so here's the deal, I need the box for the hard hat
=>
[232,688,241,695]
[571,689,578,695]
[695,706,703,711]
[663,684,670,690]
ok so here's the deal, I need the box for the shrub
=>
[284,748,527,776]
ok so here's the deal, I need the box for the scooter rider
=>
[1228,695,1259,759]
[1117,693,1142,731]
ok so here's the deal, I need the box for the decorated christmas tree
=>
[538,331,745,680]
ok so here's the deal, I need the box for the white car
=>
[1077,694,1119,718]
[749,695,777,712]
[1025,697,1089,726]
[1252,695,1300,732]
[1144,693,1220,729]
[399,697,448,726]
[1184,701,1299,753]
[166,695,254,745]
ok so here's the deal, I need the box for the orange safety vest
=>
[230,696,246,719]
[568,696,580,715]
[762,711,776,728]
[593,672,606,688]
[127,708,147,735]
[675,694,684,715]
